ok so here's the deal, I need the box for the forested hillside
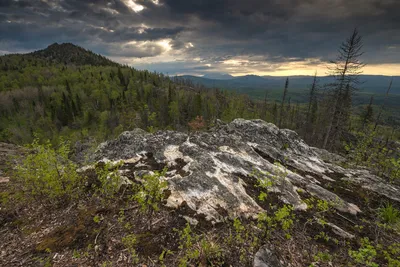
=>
[0,39,398,153]
[0,44,260,146]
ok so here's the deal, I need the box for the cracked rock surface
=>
[92,119,400,225]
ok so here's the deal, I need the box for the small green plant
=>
[176,223,224,267]
[281,143,289,150]
[133,168,168,227]
[349,237,379,267]
[233,218,246,243]
[15,138,82,204]
[251,162,287,202]
[314,231,330,242]
[93,215,101,224]
[159,249,173,267]
[117,209,125,223]
[72,249,81,259]
[383,243,400,267]
[257,204,294,239]
[121,234,139,264]
[313,251,333,263]
[274,204,294,238]
[95,160,123,198]
[316,199,330,213]
[346,127,400,182]
[379,203,400,224]
[230,218,259,265]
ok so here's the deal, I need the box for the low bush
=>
[14,138,83,204]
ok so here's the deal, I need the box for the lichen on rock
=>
[91,119,400,228]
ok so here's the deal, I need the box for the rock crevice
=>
[92,119,400,227]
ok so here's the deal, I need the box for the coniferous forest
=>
[0,35,398,153]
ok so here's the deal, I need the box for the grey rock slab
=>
[90,119,399,222]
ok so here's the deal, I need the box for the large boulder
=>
[91,119,400,224]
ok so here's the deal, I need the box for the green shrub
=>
[348,238,378,267]
[251,162,287,202]
[176,223,224,267]
[121,234,139,264]
[379,203,400,224]
[346,128,400,182]
[134,168,168,215]
[95,160,124,198]
[15,138,82,204]
[257,204,294,239]
[228,218,259,265]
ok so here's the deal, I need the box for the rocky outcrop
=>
[253,245,283,267]
[0,142,23,185]
[91,119,400,228]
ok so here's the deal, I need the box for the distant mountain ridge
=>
[202,73,234,80]
[180,74,400,95]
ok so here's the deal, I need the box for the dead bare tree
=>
[322,28,365,149]
[278,78,289,128]
[374,77,393,130]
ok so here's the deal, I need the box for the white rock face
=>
[91,119,400,223]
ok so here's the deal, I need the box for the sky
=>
[0,0,399,77]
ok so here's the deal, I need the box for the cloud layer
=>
[1,0,399,75]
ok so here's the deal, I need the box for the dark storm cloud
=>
[97,26,187,42]
[157,0,400,63]
[0,0,399,71]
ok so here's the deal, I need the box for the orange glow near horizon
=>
[230,63,400,77]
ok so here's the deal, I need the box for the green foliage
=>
[93,215,101,224]
[0,52,269,145]
[121,234,139,264]
[379,203,400,225]
[348,238,379,267]
[176,223,224,267]
[94,161,123,199]
[15,138,82,204]
[257,204,294,239]
[313,251,333,263]
[134,168,168,214]
[274,205,294,238]
[159,249,174,267]
[232,218,246,243]
[251,162,287,202]
[224,218,260,265]
[346,127,400,181]
[383,243,400,267]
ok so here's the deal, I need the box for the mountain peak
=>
[29,43,119,67]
